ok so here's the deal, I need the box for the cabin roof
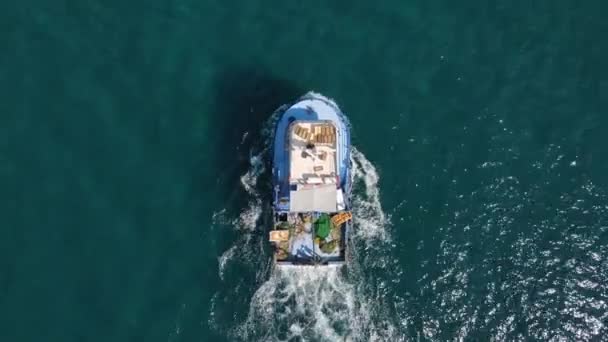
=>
[289,184,337,212]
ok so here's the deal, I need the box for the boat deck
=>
[289,122,337,185]
[272,94,351,212]
[270,212,346,264]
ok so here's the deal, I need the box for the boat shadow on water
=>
[209,65,303,214]
[200,65,305,335]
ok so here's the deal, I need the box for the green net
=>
[315,214,331,239]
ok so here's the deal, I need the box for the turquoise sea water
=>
[2,1,608,341]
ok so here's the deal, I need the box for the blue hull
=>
[270,93,352,267]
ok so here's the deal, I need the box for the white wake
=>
[214,98,401,341]
[232,148,400,341]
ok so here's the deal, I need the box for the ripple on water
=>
[210,106,404,341]
[407,120,608,340]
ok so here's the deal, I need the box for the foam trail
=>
[216,98,401,341]
[240,268,353,341]
[351,147,390,242]
[216,152,264,279]
[238,267,400,342]
[232,147,400,341]
[215,105,284,279]
[240,152,265,195]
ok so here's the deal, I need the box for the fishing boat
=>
[270,93,352,267]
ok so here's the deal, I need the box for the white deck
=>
[289,122,337,184]
[288,121,339,212]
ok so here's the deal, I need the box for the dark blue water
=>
[1,1,607,341]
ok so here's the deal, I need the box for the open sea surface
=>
[1,1,607,341]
